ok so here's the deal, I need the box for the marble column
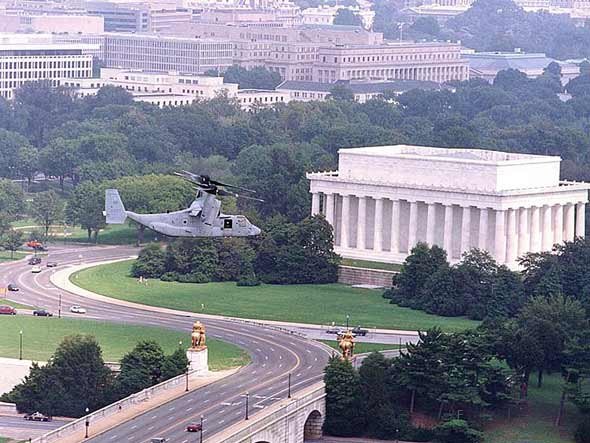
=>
[408,201,418,251]
[311,193,320,216]
[506,208,517,263]
[576,202,586,238]
[460,206,471,254]
[565,203,575,242]
[443,205,453,256]
[478,208,488,250]
[374,198,384,252]
[542,205,553,251]
[391,200,400,254]
[530,206,541,253]
[357,196,366,249]
[341,195,350,248]
[495,209,506,264]
[426,203,436,246]
[325,193,335,226]
[518,207,529,257]
[554,205,563,246]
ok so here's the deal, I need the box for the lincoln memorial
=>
[307,145,590,268]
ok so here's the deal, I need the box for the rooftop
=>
[464,51,578,72]
[277,79,445,94]
[340,145,557,165]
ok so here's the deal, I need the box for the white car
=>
[31,266,42,273]
[69,306,87,314]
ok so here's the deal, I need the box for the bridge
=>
[209,382,325,443]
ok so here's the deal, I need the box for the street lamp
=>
[85,407,90,438]
[287,373,291,399]
[185,365,189,392]
[58,293,62,319]
[19,330,23,360]
[346,314,350,330]
[244,392,249,420]
[199,414,204,443]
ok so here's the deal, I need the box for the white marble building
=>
[307,145,590,268]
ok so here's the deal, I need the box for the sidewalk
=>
[57,369,237,443]
[52,259,420,337]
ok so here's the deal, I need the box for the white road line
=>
[147,426,154,431]
[219,419,225,424]
[151,415,157,419]
[130,425,137,430]
[109,435,117,440]
[169,406,175,411]
[186,407,193,411]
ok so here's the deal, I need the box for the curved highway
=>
[1,245,332,442]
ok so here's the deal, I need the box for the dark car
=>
[7,283,19,291]
[24,412,51,422]
[33,309,53,317]
[186,423,202,432]
[352,326,368,336]
[325,326,342,335]
[0,305,16,315]
[28,257,41,265]
[46,262,58,268]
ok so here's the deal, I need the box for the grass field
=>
[484,374,582,443]
[341,258,402,272]
[319,340,401,354]
[0,251,27,262]
[0,316,249,370]
[72,260,478,332]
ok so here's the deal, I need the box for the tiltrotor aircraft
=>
[104,172,262,238]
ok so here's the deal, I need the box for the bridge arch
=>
[303,409,323,441]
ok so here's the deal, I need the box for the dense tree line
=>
[131,215,340,285]
[325,319,590,441]
[205,65,282,90]
[0,336,188,418]
[385,244,524,320]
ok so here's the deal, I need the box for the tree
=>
[39,138,80,190]
[160,347,189,381]
[1,229,23,258]
[0,179,25,220]
[1,335,113,417]
[323,357,363,437]
[31,190,62,238]
[210,65,282,90]
[0,129,33,179]
[132,244,167,278]
[65,181,106,242]
[328,84,355,101]
[116,341,166,398]
[333,8,363,27]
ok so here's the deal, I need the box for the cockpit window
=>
[224,219,233,229]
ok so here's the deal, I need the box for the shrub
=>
[575,420,590,443]
[237,273,260,286]
[433,419,482,443]
[176,272,210,284]
[132,244,166,278]
[160,272,178,282]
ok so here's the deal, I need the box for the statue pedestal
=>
[186,347,208,375]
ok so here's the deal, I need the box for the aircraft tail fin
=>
[104,189,127,224]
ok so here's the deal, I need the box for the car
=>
[69,305,87,314]
[28,257,41,265]
[31,266,42,273]
[0,305,16,315]
[352,326,368,336]
[325,327,343,335]
[46,262,58,268]
[7,284,19,292]
[150,439,167,443]
[33,309,53,317]
[24,412,51,422]
[186,423,202,432]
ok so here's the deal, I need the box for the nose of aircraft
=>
[250,224,262,236]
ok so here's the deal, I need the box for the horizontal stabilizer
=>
[105,189,127,224]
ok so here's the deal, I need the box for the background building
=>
[308,145,589,268]
[464,50,580,84]
[0,35,95,99]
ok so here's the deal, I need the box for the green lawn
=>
[0,251,27,262]
[71,260,479,332]
[341,258,402,272]
[320,340,401,354]
[484,374,582,443]
[0,316,249,370]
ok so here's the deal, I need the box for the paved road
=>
[0,245,332,442]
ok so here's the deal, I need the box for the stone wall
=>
[337,266,395,288]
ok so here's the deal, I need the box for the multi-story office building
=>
[166,23,466,83]
[102,34,234,74]
[267,41,469,83]
[0,13,104,33]
[0,35,95,99]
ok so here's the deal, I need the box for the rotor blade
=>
[208,178,257,194]
[218,188,264,202]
